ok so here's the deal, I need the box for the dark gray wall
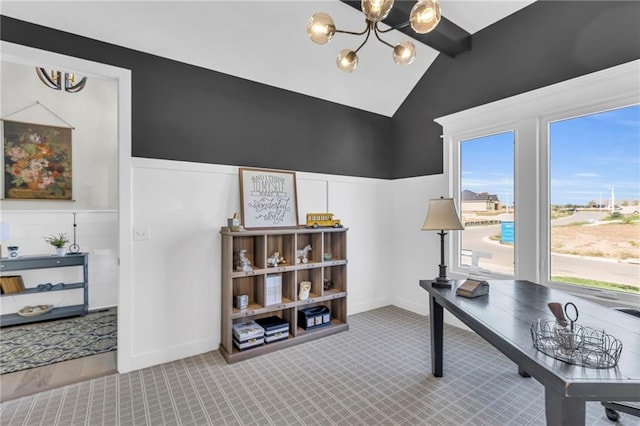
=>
[392,1,640,178]
[3,1,639,180]
[0,16,393,179]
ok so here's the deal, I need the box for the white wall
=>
[0,211,118,311]
[0,60,118,211]
[387,174,474,330]
[126,158,396,370]
[1,60,119,311]
[389,174,447,315]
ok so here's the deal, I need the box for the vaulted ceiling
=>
[0,1,535,117]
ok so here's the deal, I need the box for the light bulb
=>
[393,41,416,65]
[337,49,358,73]
[361,0,394,22]
[307,12,336,45]
[410,0,441,34]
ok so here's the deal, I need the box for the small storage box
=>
[298,306,331,330]
[232,320,265,351]
[232,320,264,342]
[233,336,264,351]
[255,316,289,343]
[234,294,249,310]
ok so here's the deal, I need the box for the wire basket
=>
[530,319,623,368]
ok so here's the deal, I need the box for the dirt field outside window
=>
[551,223,639,261]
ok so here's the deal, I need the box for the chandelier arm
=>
[66,77,88,93]
[373,25,394,49]
[376,21,411,34]
[353,24,373,54]
[35,68,61,90]
[335,26,370,37]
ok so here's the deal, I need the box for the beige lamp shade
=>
[421,198,464,231]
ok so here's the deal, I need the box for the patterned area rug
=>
[0,310,117,374]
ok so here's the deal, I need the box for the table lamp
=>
[422,198,464,287]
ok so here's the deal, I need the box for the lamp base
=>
[432,276,452,288]
[432,263,451,288]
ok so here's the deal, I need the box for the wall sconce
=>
[35,67,87,93]
[421,197,464,287]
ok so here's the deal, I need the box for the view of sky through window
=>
[459,104,639,294]
[461,131,514,208]
[462,105,639,207]
[550,105,640,206]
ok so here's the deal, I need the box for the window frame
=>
[437,59,640,307]
[451,126,518,280]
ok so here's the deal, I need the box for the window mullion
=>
[514,118,541,283]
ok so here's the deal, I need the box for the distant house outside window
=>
[460,131,515,276]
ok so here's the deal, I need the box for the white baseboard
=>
[124,337,219,373]
[348,298,390,316]
[392,297,428,316]
[392,297,472,332]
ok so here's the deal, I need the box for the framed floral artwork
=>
[239,167,298,228]
[3,120,72,200]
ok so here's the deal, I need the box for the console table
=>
[0,253,89,327]
[420,279,640,426]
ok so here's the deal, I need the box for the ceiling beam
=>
[339,1,471,57]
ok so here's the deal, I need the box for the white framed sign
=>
[239,167,298,228]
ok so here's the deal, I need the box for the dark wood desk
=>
[420,279,640,426]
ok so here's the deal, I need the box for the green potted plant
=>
[44,233,69,256]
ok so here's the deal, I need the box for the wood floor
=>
[0,351,117,402]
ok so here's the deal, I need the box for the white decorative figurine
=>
[236,249,252,272]
[267,251,286,267]
[295,245,312,264]
[299,281,311,300]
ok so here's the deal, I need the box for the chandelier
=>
[35,67,88,93]
[307,0,441,72]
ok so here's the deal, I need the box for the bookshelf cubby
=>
[220,226,348,363]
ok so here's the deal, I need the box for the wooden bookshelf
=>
[220,227,348,363]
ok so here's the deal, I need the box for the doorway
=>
[0,41,133,386]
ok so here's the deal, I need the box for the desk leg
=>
[545,387,585,426]
[518,367,531,378]
[429,295,443,377]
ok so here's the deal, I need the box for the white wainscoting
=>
[1,159,454,372]
[126,158,397,371]
[388,174,448,315]
[0,210,118,313]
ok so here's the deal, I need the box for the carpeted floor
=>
[1,306,636,425]
[0,310,117,374]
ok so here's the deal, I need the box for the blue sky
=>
[461,104,640,206]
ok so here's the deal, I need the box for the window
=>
[438,59,640,307]
[459,131,515,276]
[549,105,639,295]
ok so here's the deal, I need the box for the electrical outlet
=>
[133,227,150,241]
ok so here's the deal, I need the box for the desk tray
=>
[530,319,622,369]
